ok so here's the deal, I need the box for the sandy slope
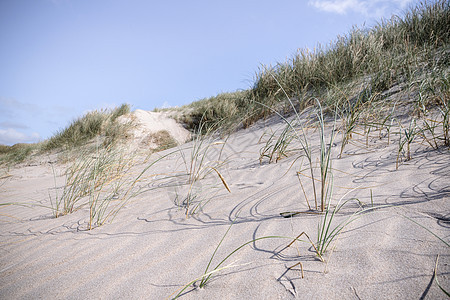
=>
[119,109,191,149]
[0,112,449,299]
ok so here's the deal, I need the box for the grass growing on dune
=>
[396,118,418,168]
[0,143,40,164]
[49,145,172,230]
[43,103,132,151]
[178,121,231,217]
[175,1,449,134]
[259,124,296,164]
[49,146,133,220]
[257,70,336,214]
[3,1,449,297]
[0,104,132,166]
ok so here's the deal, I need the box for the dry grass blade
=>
[284,231,324,262]
[210,167,231,193]
[296,164,311,210]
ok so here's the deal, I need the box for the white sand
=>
[0,112,449,299]
[119,109,191,149]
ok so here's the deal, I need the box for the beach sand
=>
[1,112,449,299]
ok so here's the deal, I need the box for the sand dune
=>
[1,112,449,299]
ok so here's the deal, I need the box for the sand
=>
[0,111,449,299]
[118,109,191,150]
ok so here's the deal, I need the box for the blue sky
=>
[0,0,418,145]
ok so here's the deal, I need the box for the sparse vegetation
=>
[396,118,418,168]
[178,122,231,217]
[49,145,172,230]
[259,124,296,164]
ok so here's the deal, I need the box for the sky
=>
[0,0,420,145]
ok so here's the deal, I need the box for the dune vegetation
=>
[0,104,131,164]
[1,1,448,165]
[177,0,449,135]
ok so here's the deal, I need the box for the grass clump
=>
[49,146,134,221]
[49,145,170,230]
[0,143,40,164]
[0,104,131,165]
[148,130,178,152]
[396,118,418,168]
[43,103,131,151]
[254,0,449,102]
[177,91,254,134]
[259,124,296,164]
[178,122,231,217]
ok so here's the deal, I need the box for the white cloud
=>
[0,128,40,146]
[309,0,414,18]
[309,0,365,15]
[0,97,43,145]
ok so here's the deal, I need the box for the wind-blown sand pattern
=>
[1,113,449,299]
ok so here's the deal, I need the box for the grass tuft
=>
[0,143,39,164]
[178,121,231,217]
[43,104,132,151]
